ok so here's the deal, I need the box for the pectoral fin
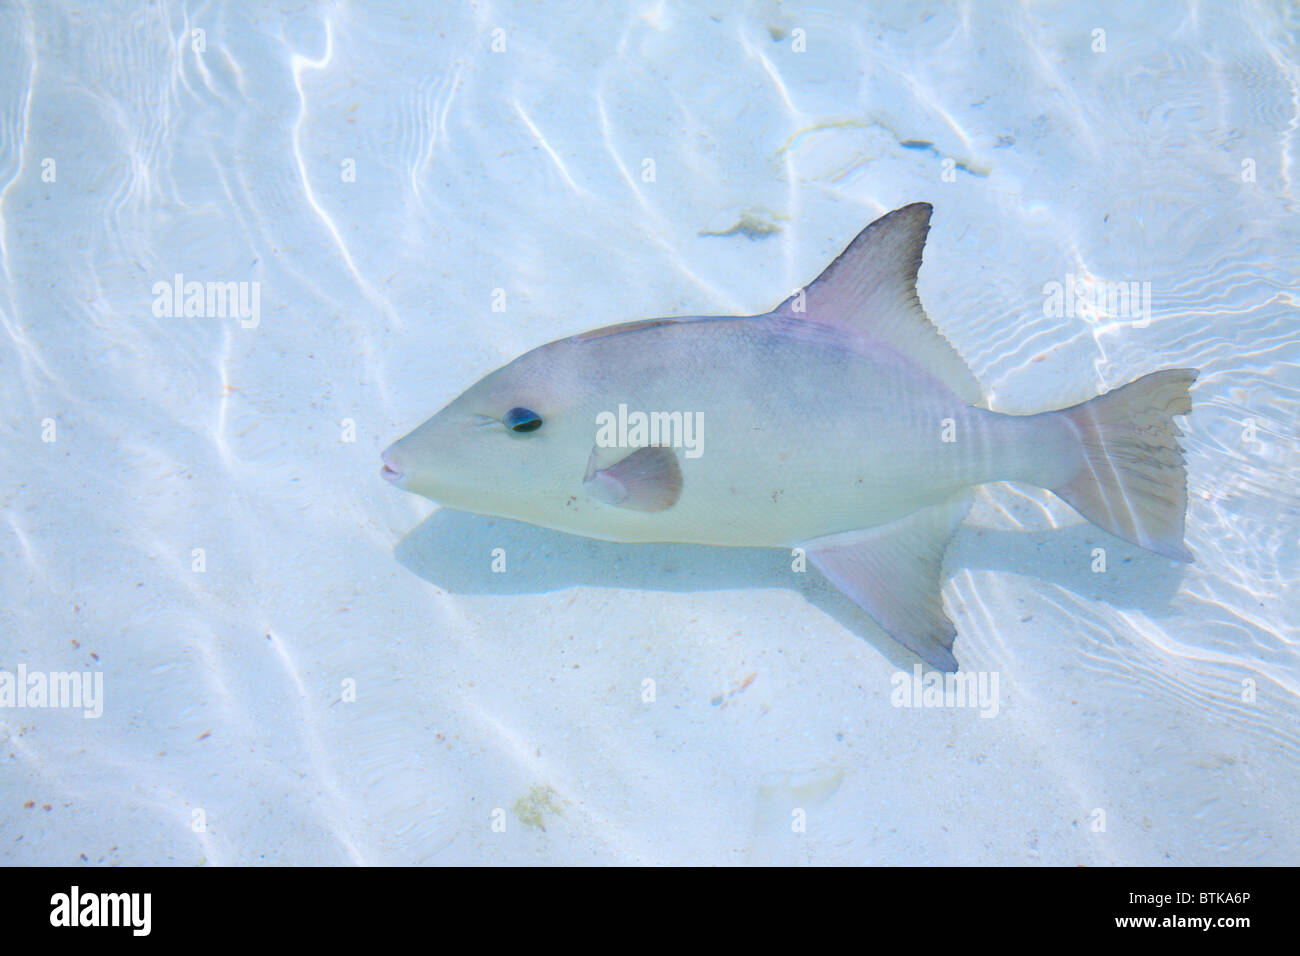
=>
[583,445,682,512]
[801,494,971,672]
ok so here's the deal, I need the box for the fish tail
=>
[1051,368,1198,562]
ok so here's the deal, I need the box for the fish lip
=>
[380,448,404,484]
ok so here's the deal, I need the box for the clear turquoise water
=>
[1,1,1296,864]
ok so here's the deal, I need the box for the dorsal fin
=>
[774,203,983,406]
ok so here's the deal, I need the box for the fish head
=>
[381,339,597,522]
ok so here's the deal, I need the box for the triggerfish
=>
[382,203,1196,671]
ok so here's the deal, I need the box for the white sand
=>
[1,1,1297,864]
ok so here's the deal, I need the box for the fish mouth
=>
[380,448,404,484]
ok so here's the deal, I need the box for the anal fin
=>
[801,494,971,672]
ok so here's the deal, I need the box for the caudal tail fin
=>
[1052,368,1198,562]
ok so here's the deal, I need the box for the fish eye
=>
[504,406,543,433]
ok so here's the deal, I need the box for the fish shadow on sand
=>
[395,506,1190,668]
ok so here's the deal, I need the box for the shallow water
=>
[1,1,1297,864]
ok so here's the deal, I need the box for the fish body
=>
[383,204,1196,670]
